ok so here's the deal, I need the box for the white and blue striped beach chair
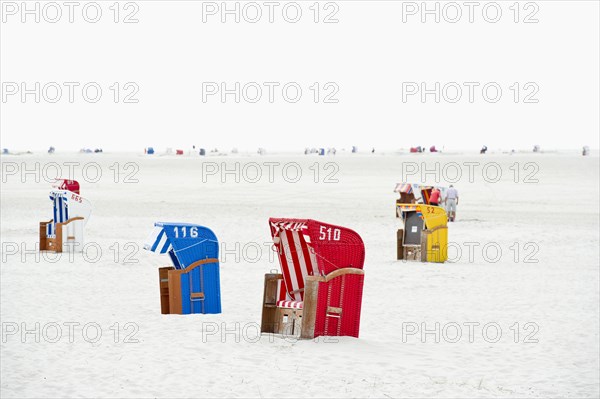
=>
[39,189,92,253]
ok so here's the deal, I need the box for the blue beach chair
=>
[144,222,221,315]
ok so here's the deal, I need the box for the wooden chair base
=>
[260,269,364,339]
[405,246,422,261]
[275,307,303,336]
[39,217,84,253]
[397,228,447,263]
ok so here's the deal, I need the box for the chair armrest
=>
[56,217,85,227]
[424,225,448,233]
[307,267,365,283]
[171,258,219,275]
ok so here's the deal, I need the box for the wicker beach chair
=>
[39,181,91,253]
[145,222,221,314]
[261,218,365,339]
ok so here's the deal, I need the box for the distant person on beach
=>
[429,188,441,206]
[480,145,488,154]
[446,185,459,222]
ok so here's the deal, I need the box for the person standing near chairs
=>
[446,185,459,222]
[429,188,441,206]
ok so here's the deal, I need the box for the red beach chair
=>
[261,218,365,339]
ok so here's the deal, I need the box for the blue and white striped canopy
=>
[144,222,219,269]
[144,225,173,254]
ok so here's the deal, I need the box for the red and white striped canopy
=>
[394,183,413,193]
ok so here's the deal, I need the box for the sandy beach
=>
[1,151,598,398]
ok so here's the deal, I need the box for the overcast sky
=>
[1,1,599,152]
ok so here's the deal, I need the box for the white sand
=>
[1,151,598,398]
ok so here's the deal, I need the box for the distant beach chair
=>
[39,180,91,253]
[393,182,416,207]
[394,183,447,206]
[395,203,448,263]
[261,218,365,339]
[144,222,221,314]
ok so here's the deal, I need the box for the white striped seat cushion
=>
[277,300,303,309]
